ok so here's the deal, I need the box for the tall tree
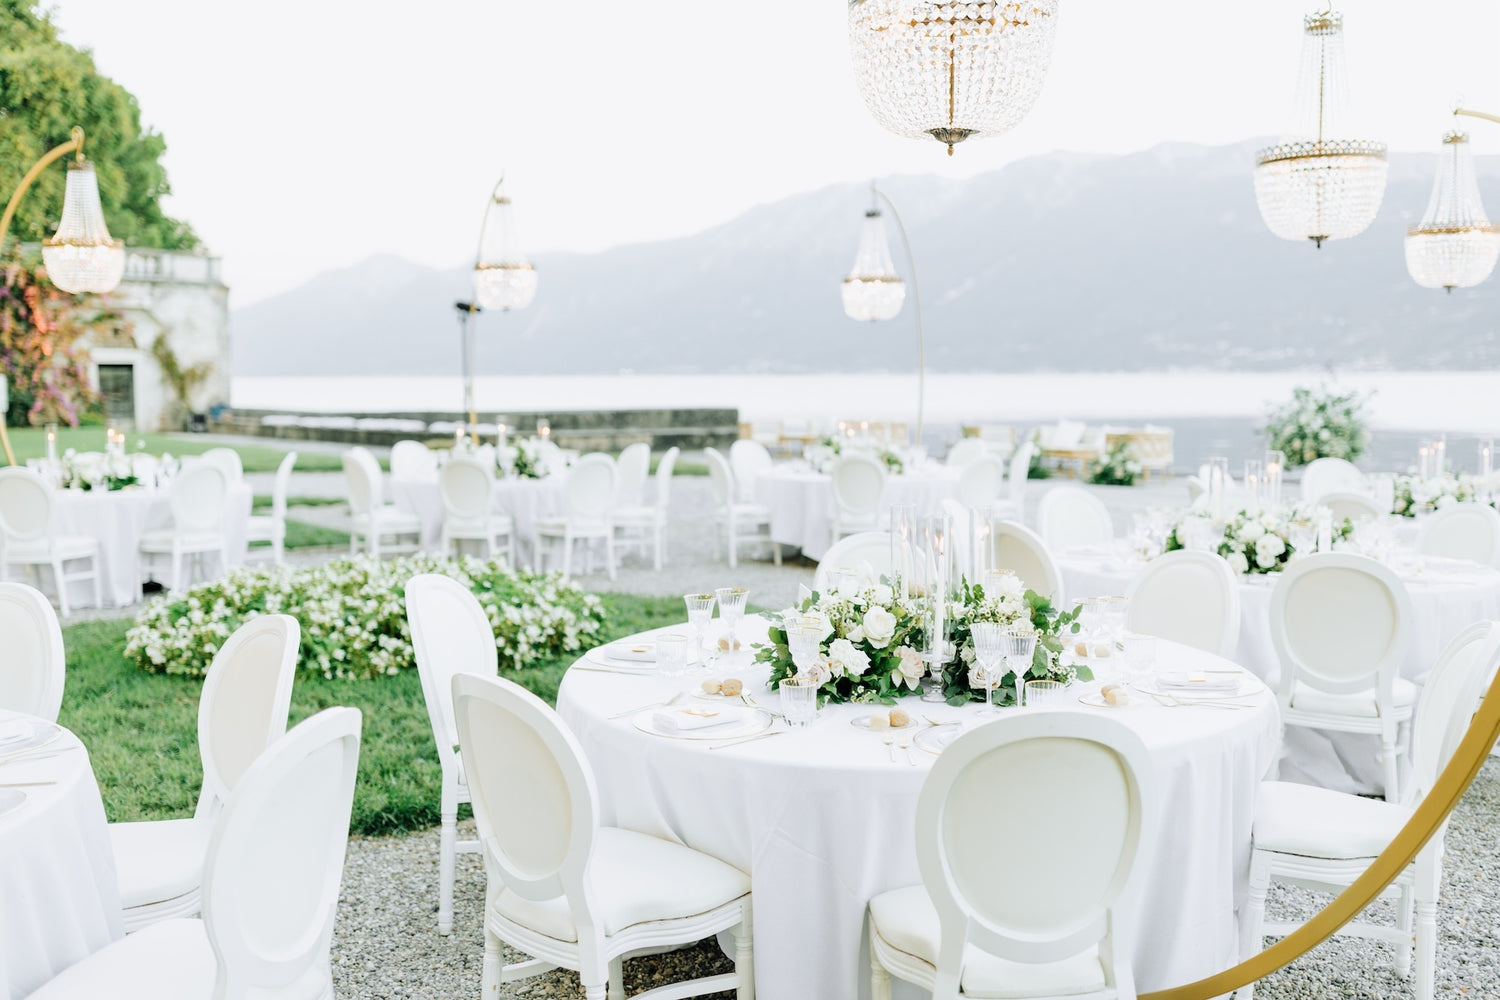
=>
[0,0,196,250]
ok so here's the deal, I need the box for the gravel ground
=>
[331,762,1500,999]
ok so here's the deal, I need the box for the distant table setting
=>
[755,463,961,560]
[0,712,121,999]
[557,614,1279,1000]
[389,475,565,559]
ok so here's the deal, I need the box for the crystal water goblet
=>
[714,587,749,663]
[1000,626,1038,708]
[657,633,690,678]
[785,617,825,677]
[970,622,1006,716]
[683,592,717,669]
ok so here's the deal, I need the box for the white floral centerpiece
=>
[499,436,572,480]
[803,436,907,476]
[755,573,1085,706]
[1163,504,1353,574]
[59,448,137,491]
[1264,385,1371,467]
[1392,473,1474,517]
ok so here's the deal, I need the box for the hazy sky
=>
[49,0,1500,305]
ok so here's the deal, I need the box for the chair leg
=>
[561,532,573,577]
[605,531,617,581]
[438,808,457,935]
[507,531,517,570]
[583,984,607,1000]
[170,550,184,593]
[482,930,502,1000]
[1415,897,1438,1000]
[90,552,102,609]
[52,558,71,618]
[735,908,755,1000]
[727,514,739,569]
[1236,853,1271,1000]
[1381,733,1400,802]
[653,521,664,570]
[771,531,781,567]
[608,958,625,1000]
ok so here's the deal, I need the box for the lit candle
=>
[1264,450,1284,510]
[454,426,464,447]
[45,427,58,465]
[497,422,508,448]
[1436,435,1447,476]
[1418,445,1431,479]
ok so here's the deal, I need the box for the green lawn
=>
[252,494,345,510]
[59,594,684,836]
[3,427,346,473]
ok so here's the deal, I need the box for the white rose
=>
[1226,550,1249,574]
[828,638,870,677]
[1255,534,1286,564]
[895,645,925,689]
[845,624,866,643]
[1238,521,1265,542]
[862,606,897,648]
[868,583,894,606]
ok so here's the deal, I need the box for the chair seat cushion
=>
[110,818,209,911]
[444,514,515,536]
[354,506,423,533]
[1289,677,1418,719]
[1253,781,1410,860]
[725,503,772,522]
[25,919,214,999]
[139,530,224,554]
[535,517,610,537]
[3,535,98,562]
[612,506,662,526]
[868,886,1107,998]
[490,827,749,943]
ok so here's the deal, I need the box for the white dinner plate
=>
[851,714,917,732]
[0,788,26,821]
[913,723,964,756]
[632,707,772,742]
[602,641,658,662]
[693,687,752,702]
[1134,679,1249,702]
[583,648,658,674]
[1078,690,1141,709]
[0,723,61,763]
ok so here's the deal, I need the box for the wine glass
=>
[714,587,749,663]
[786,616,825,676]
[1000,626,1038,708]
[683,592,717,670]
[970,622,1006,716]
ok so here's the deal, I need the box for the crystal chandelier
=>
[842,209,906,321]
[1253,8,1387,247]
[847,0,1061,156]
[473,179,537,311]
[1405,131,1500,292]
[42,158,124,294]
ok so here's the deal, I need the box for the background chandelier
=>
[1405,130,1500,292]
[842,208,906,321]
[847,0,1060,156]
[473,177,537,311]
[1253,8,1386,248]
[39,129,124,293]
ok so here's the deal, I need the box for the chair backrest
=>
[1269,552,1412,702]
[0,467,54,544]
[201,706,361,997]
[171,463,229,535]
[1036,486,1114,553]
[439,457,496,523]
[0,582,65,721]
[562,453,617,521]
[200,447,243,485]
[390,440,439,482]
[1126,550,1241,659]
[1301,457,1364,503]
[831,454,887,517]
[341,447,382,516]
[1007,441,1036,506]
[704,447,734,507]
[613,442,652,507]
[1418,502,1500,567]
[989,520,1063,603]
[945,438,989,467]
[813,531,893,594]
[405,574,499,773]
[729,439,773,503]
[267,451,297,522]
[653,446,679,512]
[1408,621,1500,806]
[1319,491,1384,523]
[452,672,600,927]
[956,456,1005,507]
[196,614,301,821]
[916,714,1153,992]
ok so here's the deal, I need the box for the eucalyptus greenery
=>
[1264,385,1371,467]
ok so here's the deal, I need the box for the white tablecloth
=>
[557,617,1280,1000]
[1057,547,1500,792]
[390,476,564,562]
[0,713,122,999]
[755,467,961,561]
[50,484,253,607]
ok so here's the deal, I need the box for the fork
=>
[883,734,897,762]
[897,732,916,766]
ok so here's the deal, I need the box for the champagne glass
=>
[714,587,749,662]
[970,622,1006,716]
[683,592,717,669]
[1000,626,1038,708]
[786,616,825,677]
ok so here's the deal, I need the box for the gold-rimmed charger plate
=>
[632,706,772,742]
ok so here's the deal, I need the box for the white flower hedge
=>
[125,555,606,680]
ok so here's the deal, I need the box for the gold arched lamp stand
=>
[1141,664,1500,1000]
[0,126,87,467]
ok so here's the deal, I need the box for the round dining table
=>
[51,483,253,608]
[0,712,121,999]
[389,475,564,562]
[755,465,962,561]
[1056,544,1500,792]
[557,616,1280,1000]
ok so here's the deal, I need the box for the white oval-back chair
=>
[990,440,1035,522]
[343,446,423,559]
[139,464,230,595]
[614,442,652,508]
[729,439,774,504]
[956,456,1005,508]
[390,440,439,482]
[1318,491,1384,524]
[830,454,887,543]
[535,453,617,578]
[0,466,101,616]
[868,714,1155,1000]
[1036,486,1114,554]
[1300,457,1364,503]
[198,447,243,485]
[246,450,297,565]
[944,438,989,467]
[1417,502,1500,567]
[989,520,1064,604]
[814,530,893,595]
[705,447,779,569]
[0,581,65,721]
[614,445,676,570]
[439,457,516,563]
[1126,550,1241,658]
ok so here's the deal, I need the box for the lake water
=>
[231,370,1500,472]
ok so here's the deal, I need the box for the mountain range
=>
[231,140,1500,376]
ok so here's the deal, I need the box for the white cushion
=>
[139,530,224,554]
[490,827,749,943]
[110,818,209,911]
[355,506,422,533]
[1253,781,1410,860]
[868,886,1107,998]
[535,517,610,536]
[3,535,97,562]
[25,918,214,1000]
[1289,677,1418,718]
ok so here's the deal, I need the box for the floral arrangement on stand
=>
[804,436,906,476]
[500,436,571,480]
[125,554,606,680]
[1164,505,1353,574]
[1264,385,1372,467]
[1391,473,1475,517]
[59,448,137,491]
[1088,440,1142,487]
[754,573,1085,707]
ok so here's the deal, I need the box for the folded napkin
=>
[652,706,749,733]
[605,642,656,662]
[0,719,33,746]
[1158,671,1241,693]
